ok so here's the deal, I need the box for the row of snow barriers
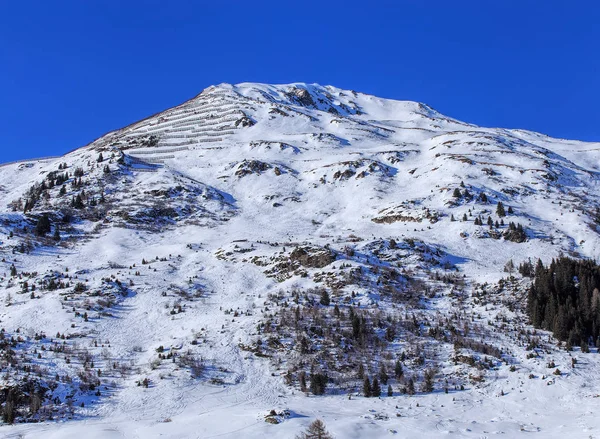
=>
[123,92,246,169]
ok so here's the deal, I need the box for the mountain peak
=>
[1,82,600,435]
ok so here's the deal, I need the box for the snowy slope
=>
[0,83,599,438]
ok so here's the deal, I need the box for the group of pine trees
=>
[449,199,526,242]
[527,257,600,349]
[362,376,382,397]
[20,158,112,216]
[451,184,488,204]
[298,371,328,395]
[504,222,527,243]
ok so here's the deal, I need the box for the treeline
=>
[527,257,600,349]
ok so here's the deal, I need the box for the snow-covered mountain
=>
[1,83,600,438]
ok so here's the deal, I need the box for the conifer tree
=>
[72,194,85,209]
[319,290,330,306]
[372,377,381,397]
[423,370,435,393]
[496,201,506,217]
[394,360,403,379]
[379,363,388,385]
[35,214,51,236]
[357,363,365,379]
[407,378,415,395]
[299,371,307,392]
[363,376,372,397]
[309,373,327,395]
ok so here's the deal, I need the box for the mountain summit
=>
[1,83,600,437]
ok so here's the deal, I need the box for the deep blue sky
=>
[0,1,598,163]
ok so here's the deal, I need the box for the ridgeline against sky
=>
[0,1,598,163]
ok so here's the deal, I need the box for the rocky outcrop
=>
[290,246,336,268]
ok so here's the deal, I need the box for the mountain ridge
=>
[1,82,600,437]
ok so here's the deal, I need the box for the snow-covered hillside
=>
[1,83,600,438]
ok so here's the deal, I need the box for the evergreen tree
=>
[319,290,330,306]
[2,398,15,424]
[35,214,51,236]
[371,377,381,397]
[299,371,307,392]
[379,363,388,385]
[423,370,435,393]
[452,188,462,198]
[53,226,61,242]
[387,384,393,397]
[407,378,415,395]
[496,201,506,217]
[363,376,372,397]
[394,360,403,379]
[385,325,395,342]
[72,194,85,209]
[309,373,328,395]
[97,153,103,162]
[357,363,365,379]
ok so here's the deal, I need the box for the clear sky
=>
[0,1,598,163]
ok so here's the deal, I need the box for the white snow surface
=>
[0,82,599,438]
